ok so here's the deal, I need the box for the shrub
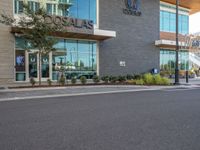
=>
[161,77,171,85]
[133,74,143,80]
[160,71,167,77]
[59,75,65,86]
[135,79,144,85]
[71,77,77,84]
[30,77,36,86]
[126,74,134,80]
[153,74,171,85]
[143,73,154,85]
[153,74,163,85]
[127,79,137,85]
[118,75,126,83]
[80,76,87,84]
[101,76,109,83]
[93,75,100,84]
[47,79,52,86]
[109,76,118,83]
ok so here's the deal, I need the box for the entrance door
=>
[28,53,38,79]
[41,54,50,80]
[28,52,50,81]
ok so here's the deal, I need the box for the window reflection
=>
[52,39,97,80]
[15,37,97,81]
[68,0,96,23]
[16,50,26,81]
[14,0,97,24]
[160,7,189,34]
[160,49,189,71]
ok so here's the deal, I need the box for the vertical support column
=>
[96,41,100,76]
[25,50,29,82]
[175,0,180,85]
[49,52,53,80]
[96,0,99,29]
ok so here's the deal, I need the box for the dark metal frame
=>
[175,0,180,85]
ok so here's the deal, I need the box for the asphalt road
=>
[1,88,200,150]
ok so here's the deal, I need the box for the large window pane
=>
[90,0,97,24]
[29,53,38,78]
[68,0,96,23]
[160,8,189,34]
[52,39,97,80]
[46,3,56,15]
[160,49,189,71]
[14,0,97,23]
[77,0,90,21]
[42,54,50,78]
[15,50,26,81]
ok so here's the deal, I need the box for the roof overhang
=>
[157,33,200,51]
[161,0,200,14]
[11,27,116,41]
[155,39,186,49]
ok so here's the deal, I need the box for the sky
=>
[190,12,200,34]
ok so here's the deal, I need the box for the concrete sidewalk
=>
[0,85,199,102]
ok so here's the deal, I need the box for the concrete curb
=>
[0,85,158,92]
[0,88,164,102]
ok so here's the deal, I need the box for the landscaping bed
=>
[9,73,172,89]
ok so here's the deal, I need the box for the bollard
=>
[186,71,189,83]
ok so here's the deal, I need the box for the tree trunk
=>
[38,51,41,86]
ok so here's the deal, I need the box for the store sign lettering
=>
[44,15,94,30]
[123,0,141,16]
[192,40,200,47]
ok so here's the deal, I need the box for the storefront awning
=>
[155,39,186,49]
[11,27,116,41]
[161,0,200,14]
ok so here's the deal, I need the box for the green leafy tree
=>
[0,4,68,85]
[75,60,85,68]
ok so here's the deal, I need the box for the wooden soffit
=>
[11,27,113,41]
[161,0,200,14]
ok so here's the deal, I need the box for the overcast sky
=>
[190,12,200,34]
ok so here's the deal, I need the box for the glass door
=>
[28,53,38,78]
[41,54,50,79]
[28,52,50,81]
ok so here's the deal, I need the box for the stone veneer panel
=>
[99,0,160,76]
[0,0,15,85]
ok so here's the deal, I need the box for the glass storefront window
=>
[42,54,50,78]
[15,37,26,49]
[160,10,189,34]
[29,53,38,78]
[70,0,97,23]
[14,0,97,24]
[15,37,97,81]
[15,37,33,50]
[28,1,40,12]
[52,39,97,80]
[15,50,26,81]
[46,3,57,15]
[14,0,24,14]
[160,49,189,71]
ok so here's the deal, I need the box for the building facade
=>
[0,0,199,85]
[159,2,190,72]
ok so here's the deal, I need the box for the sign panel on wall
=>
[44,15,94,34]
[123,0,142,16]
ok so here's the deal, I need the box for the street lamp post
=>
[175,0,180,85]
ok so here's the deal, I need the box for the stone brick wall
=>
[99,0,160,76]
[0,0,15,85]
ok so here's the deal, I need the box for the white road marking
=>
[0,88,162,102]
[161,87,200,92]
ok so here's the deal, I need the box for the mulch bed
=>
[8,82,136,89]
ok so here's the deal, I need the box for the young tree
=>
[0,4,67,85]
